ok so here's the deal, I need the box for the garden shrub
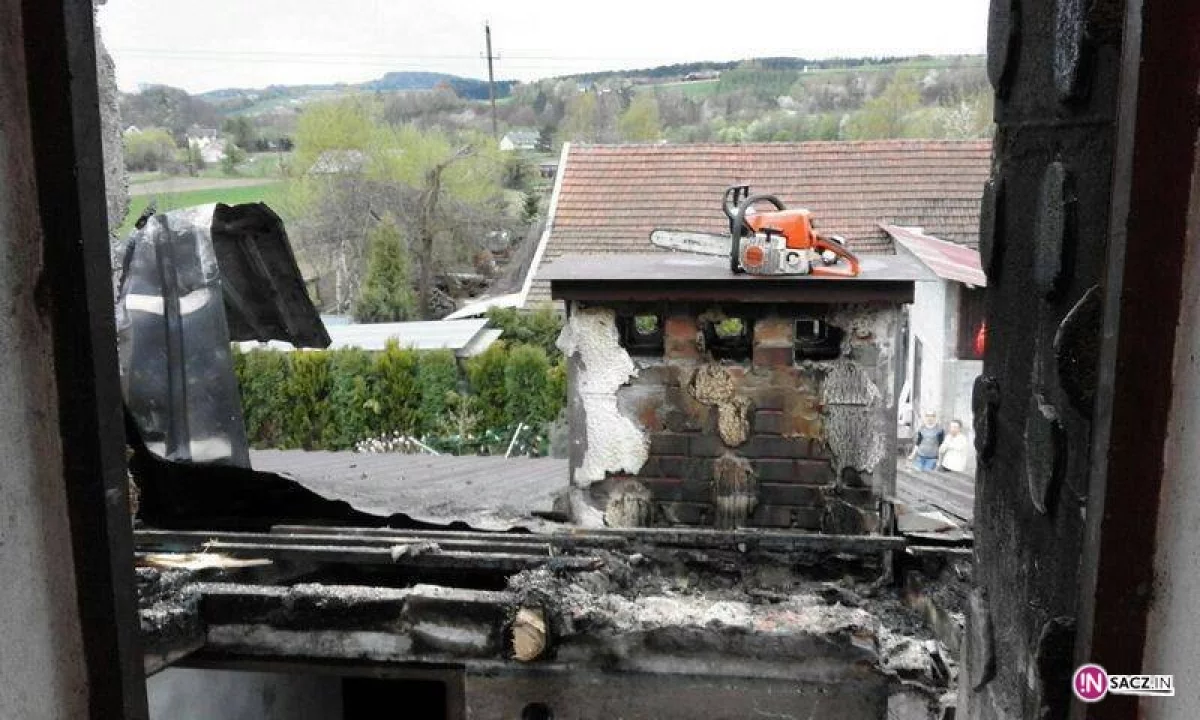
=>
[283,351,331,449]
[374,340,421,436]
[231,339,570,453]
[465,340,509,430]
[503,344,553,426]
[323,348,377,449]
[416,349,459,435]
[237,347,291,447]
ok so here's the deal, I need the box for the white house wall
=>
[907,279,949,420]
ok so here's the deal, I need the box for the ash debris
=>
[506,545,956,693]
[137,567,204,671]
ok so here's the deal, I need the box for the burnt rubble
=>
[137,525,967,719]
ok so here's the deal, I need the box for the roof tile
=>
[528,140,992,306]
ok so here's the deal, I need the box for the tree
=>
[220,142,247,175]
[844,71,922,140]
[502,154,533,191]
[289,101,507,317]
[536,125,554,152]
[522,191,540,224]
[617,94,662,142]
[559,92,598,143]
[937,87,995,139]
[180,140,205,176]
[354,219,415,322]
[123,128,177,171]
[222,116,257,151]
[292,97,377,171]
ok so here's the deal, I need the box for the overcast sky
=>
[98,0,989,94]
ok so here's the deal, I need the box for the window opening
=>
[794,318,844,361]
[703,317,753,361]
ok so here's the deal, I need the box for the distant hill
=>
[188,71,517,114]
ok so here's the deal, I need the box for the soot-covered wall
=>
[560,301,902,532]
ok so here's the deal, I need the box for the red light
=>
[974,321,987,357]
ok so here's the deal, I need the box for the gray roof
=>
[503,130,539,145]
[235,318,500,357]
[250,450,569,530]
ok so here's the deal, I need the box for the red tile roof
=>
[526,140,991,305]
[883,224,987,287]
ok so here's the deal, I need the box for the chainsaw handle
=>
[730,193,786,273]
[812,235,861,277]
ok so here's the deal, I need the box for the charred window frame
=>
[702,317,753,362]
[956,286,986,360]
[617,312,665,356]
[794,318,844,361]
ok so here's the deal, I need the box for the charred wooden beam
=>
[266,524,906,554]
[137,529,557,557]
[134,536,600,574]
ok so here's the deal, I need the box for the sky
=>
[97,0,989,94]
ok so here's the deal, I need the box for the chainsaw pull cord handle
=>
[730,194,786,273]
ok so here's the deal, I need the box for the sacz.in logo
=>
[1074,665,1109,702]
[1073,664,1175,702]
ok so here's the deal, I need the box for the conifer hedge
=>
[231,341,566,451]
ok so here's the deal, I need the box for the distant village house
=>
[499,129,539,152]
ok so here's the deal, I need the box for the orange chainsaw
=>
[650,185,861,277]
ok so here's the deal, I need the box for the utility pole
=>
[484,21,499,140]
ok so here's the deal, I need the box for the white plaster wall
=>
[907,279,949,420]
[0,4,91,716]
[1141,140,1200,720]
[148,669,343,720]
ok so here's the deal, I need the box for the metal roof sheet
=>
[236,318,495,356]
[883,224,987,287]
[249,450,569,531]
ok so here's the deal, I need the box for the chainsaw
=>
[650,185,861,277]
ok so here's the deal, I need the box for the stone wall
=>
[563,301,902,532]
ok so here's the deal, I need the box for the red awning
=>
[881,224,987,287]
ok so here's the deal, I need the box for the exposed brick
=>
[751,459,796,482]
[644,478,710,503]
[753,344,794,369]
[742,435,811,459]
[689,434,727,458]
[794,459,837,486]
[759,483,826,506]
[836,487,879,508]
[753,317,794,345]
[649,433,689,456]
[753,393,787,411]
[664,316,699,360]
[821,501,877,534]
[663,387,709,432]
[751,504,825,529]
[655,455,690,478]
[754,410,785,435]
[807,439,833,459]
[684,457,715,482]
[660,501,713,526]
[637,457,662,477]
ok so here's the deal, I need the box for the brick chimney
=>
[546,253,922,532]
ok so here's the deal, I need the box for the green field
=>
[637,79,720,98]
[119,182,289,237]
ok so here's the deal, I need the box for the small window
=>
[617,313,664,356]
[703,317,753,362]
[957,287,987,360]
[794,318,843,361]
